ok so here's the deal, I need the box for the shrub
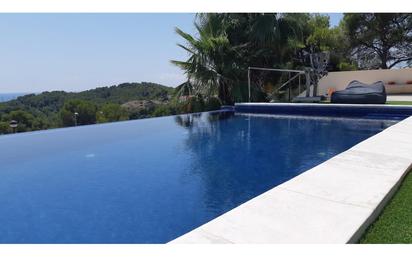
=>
[205,97,222,111]
[60,99,97,126]
[152,105,173,117]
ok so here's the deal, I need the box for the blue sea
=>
[0,93,27,102]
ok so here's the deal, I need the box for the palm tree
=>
[172,13,307,104]
[174,81,194,100]
[171,15,243,104]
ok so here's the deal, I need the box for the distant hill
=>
[0,82,176,133]
[0,82,173,115]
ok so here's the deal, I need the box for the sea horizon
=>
[0,92,30,102]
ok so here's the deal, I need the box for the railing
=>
[247,67,306,102]
[276,72,307,102]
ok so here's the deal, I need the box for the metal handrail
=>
[277,72,303,91]
[248,67,305,73]
[247,66,305,102]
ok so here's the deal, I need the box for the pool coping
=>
[234,103,412,119]
[169,113,412,243]
[235,102,412,108]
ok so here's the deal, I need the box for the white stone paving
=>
[387,94,412,102]
[170,116,412,244]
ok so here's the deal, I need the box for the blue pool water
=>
[0,111,397,243]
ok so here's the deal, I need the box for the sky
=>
[0,13,343,93]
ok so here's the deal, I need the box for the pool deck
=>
[170,106,412,243]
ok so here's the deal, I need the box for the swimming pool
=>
[0,110,398,243]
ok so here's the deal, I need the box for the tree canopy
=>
[172,13,356,104]
[344,13,412,69]
[60,99,98,126]
[97,103,129,123]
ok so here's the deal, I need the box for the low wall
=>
[318,68,412,95]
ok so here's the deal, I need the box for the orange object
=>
[327,88,336,96]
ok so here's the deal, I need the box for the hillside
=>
[0,82,222,134]
[1,82,173,113]
[0,82,175,134]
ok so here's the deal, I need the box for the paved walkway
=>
[387,94,412,102]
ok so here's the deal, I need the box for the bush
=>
[60,99,97,126]
[0,110,36,132]
[180,95,205,113]
[152,105,173,117]
[338,61,357,71]
[96,103,129,123]
[0,121,9,134]
[205,97,221,111]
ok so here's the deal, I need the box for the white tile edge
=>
[347,162,412,243]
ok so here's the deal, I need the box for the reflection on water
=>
[174,113,200,128]
[174,111,234,128]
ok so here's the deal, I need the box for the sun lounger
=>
[331,80,386,104]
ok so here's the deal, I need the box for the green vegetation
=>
[361,171,412,243]
[172,13,354,104]
[344,14,412,69]
[97,103,129,123]
[386,101,412,105]
[60,99,98,126]
[0,82,222,135]
[173,13,412,104]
